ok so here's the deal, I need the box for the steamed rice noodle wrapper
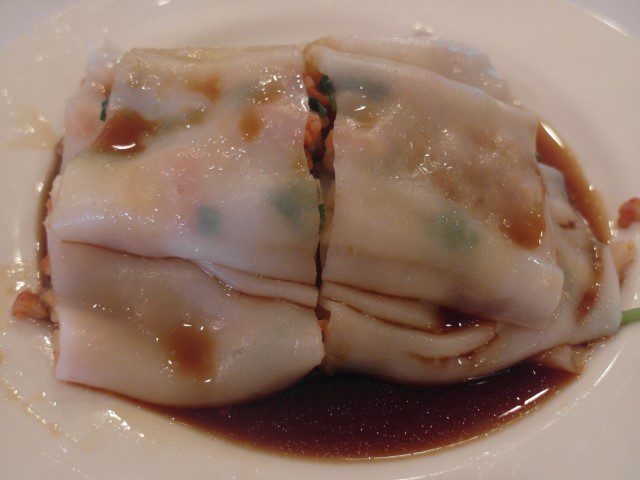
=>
[48,238,323,407]
[50,47,319,289]
[46,46,324,405]
[307,45,563,329]
[321,165,620,383]
[308,36,513,103]
[43,38,623,403]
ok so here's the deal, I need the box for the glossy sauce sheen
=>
[164,365,572,459]
[164,325,215,380]
[536,122,611,243]
[92,109,157,155]
[536,123,610,318]
[238,107,263,141]
[185,76,221,102]
[499,205,545,250]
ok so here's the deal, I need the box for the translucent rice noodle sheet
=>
[307,45,564,329]
[50,47,320,291]
[47,46,324,405]
[308,36,513,103]
[49,238,323,407]
[62,44,120,166]
[320,165,620,383]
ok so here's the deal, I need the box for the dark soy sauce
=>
[536,122,611,318]
[92,109,157,155]
[536,122,611,243]
[164,365,572,459]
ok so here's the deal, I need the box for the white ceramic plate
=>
[1,1,639,478]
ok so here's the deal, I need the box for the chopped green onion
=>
[318,75,334,96]
[196,205,219,235]
[99,96,109,122]
[621,308,640,326]
[308,97,328,118]
[271,180,316,236]
[318,75,336,111]
[432,212,479,250]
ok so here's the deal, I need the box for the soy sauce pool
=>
[164,364,572,459]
